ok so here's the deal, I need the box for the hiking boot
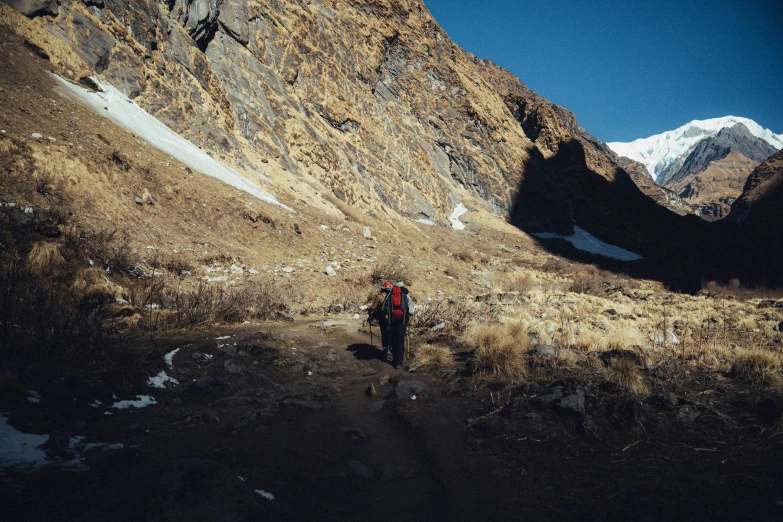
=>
[394,362,402,369]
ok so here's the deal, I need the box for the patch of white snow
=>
[254,489,275,501]
[449,203,468,230]
[533,227,643,262]
[111,395,157,410]
[0,413,49,472]
[164,348,180,369]
[51,74,291,211]
[147,371,179,389]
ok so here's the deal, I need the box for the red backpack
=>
[390,285,407,321]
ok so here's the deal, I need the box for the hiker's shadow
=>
[346,343,385,362]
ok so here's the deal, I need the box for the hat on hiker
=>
[394,280,405,287]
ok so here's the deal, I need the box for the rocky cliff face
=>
[5,0,542,224]
[2,0,779,286]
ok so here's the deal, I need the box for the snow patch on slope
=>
[607,116,783,183]
[449,203,468,230]
[0,413,48,472]
[534,227,643,262]
[52,75,292,211]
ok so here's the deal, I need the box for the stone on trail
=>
[390,380,428,399]
[328,304,343,314]
[324,266,337,276]
[363,227,371,238]
[31,132,43,139]
[533,345,557,358]
[224,359,244,375]
[533,387,563,408]
[366,384,377,397]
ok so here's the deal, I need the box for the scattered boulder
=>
[389,380,428,399]
[533,345,557,358]
[555,387,586,416]
[324,266,337,277]
[6,0,59,17]
[363,227,372,238]
[366,384,377,397]
[223,359,243,376]
[276,310,294,322]
[607,397,642,432]
[31,132,43,139]
[328,304,343,314]
[533,386,563,408]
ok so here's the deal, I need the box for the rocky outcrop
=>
[3,0,780,286]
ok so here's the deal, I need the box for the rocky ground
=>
[2,316,782,522]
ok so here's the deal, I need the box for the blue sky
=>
[421,0,783,142]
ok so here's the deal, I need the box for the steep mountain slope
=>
[1,0,780,288]
[727,150,783,281]
[607,116,783,183]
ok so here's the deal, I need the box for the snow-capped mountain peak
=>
[606,116,783,183]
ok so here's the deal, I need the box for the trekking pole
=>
[369,322,373,346]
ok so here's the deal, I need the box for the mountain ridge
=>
[606,116,783,183]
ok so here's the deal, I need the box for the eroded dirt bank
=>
[2,318,782,522]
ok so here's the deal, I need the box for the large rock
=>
[3,0,59,17]
[389,380,428,399]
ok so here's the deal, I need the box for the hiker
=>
[368,281,392,359]
[382,280,414,369]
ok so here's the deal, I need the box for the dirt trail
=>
[0,318,507,521]
[4,317,783,521]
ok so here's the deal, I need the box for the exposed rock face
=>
[3,0,780,286]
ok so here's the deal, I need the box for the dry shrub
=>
[701,279,783,301]
[607,358,649,395]
[162,280,289,328]
[542,257,570,274]
[569,273,602,295]
[369,257,410,286]
[496,270,534,294]
[27,241,64,272]
[67,226,140,276]
[434,244,450,256]
[452,250,474,263]
[410,344,454,372]
[164,252,193,276]
[468,322,528,380]
[730,348,783,387]
[412,296,488,332]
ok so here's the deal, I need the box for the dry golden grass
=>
[730,348,783,387]
[494,270,534,294]
[27,241,64,272]
[607,357,650,396]
[410,344,454,372]
[468,321,529,380]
